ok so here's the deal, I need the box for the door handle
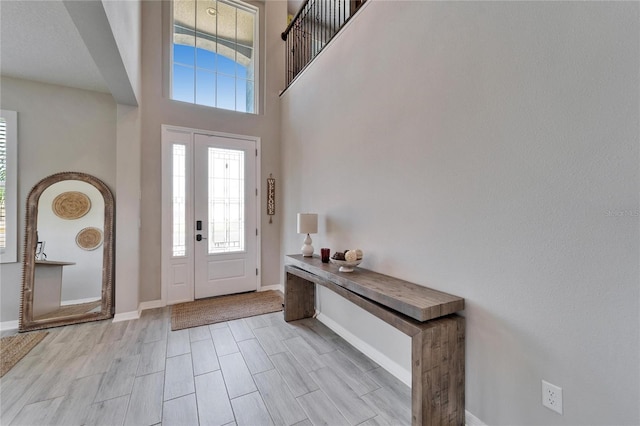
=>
[196,220,202,231]
[196,234,207,241]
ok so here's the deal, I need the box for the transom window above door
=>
[171,0,258,114]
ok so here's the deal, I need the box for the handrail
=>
[281,0,366,89]
[281,0,311,41]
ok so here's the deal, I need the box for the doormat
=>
[1,331,48,378]
[171,290,283,331]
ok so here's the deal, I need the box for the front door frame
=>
[160,124,261,305]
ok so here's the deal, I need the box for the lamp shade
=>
[297,213,318,234]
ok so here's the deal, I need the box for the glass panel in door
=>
[194,134,256,298]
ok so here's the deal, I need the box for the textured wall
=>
[0,76,116,323]
[139,0,285,302]
[280,2,639,424]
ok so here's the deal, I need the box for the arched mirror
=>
[19,172,114,331]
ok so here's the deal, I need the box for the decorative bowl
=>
[329,258,362,273]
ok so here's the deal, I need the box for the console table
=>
[33,260,75,317]
[284,254,465,426]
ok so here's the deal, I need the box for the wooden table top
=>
[285,254,464,322]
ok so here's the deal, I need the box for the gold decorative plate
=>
[76,227,103,251]
[52,192,91,219]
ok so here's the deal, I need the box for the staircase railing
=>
[281,0,366,89]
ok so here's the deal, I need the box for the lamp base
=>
[301,233,314,257]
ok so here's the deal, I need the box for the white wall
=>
[114,104,141,315]
[102,0,141,103]
[102,0,142,315]
[38,180,104,302]
[139,0,285,302]
[0,76,116,323]
[63,0,138,107]
[280,2,639,424]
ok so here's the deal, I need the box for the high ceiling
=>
[0,0,109,93]
[0,0,301,95]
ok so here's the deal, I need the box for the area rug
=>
[171,290,283,331]
[0,331,48,378]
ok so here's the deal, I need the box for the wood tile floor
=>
[1,308,411,426]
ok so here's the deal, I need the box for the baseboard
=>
[465,410,486,426]
[316,312,412,387]
[0,320,19,333]
[114,299,165,323]
[112,310,140,323]
[259,284,283,293]
[138,299,165,311]
[317,313,484,426]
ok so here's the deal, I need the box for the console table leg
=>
[284,272,316,321]
[411,315,465,426]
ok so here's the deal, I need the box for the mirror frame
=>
[19,172,114,331]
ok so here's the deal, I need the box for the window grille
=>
[172,0,258,113]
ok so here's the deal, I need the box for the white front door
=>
[193,134,257,299]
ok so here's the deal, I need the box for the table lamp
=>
[297,213,318,257]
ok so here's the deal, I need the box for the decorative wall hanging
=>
[267,174,275,224]
[52,191,91,220]
[76,227,103,250]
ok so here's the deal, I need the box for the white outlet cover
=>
[542,380,563,415]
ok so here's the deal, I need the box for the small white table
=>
[33,260,75,317]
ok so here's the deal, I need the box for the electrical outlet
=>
[542,380,563,414]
